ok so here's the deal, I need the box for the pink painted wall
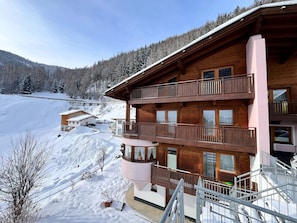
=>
[246,35,270,169]
[121,159,152,190]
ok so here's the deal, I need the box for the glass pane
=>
[220,154,234,172]
[125,145,132,159]
[167,148,177,169]
[203,152,216,178]
[219,67,232,78]
[274,127,290,143]
[203,70,214,79]
[219,110,233,125]
[157,111,165,123]
[203,110,215,136]
[168,111,177,124]
[148,147,156,159]
[273,89,287,101]
[135,147,145,160]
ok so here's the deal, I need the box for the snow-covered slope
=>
[0,93,150,223]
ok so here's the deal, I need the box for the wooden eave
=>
[105,2,297,101]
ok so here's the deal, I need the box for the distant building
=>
[59,110,96,131]
[111,118,135,136]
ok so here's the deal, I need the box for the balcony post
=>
[126,101,130,122]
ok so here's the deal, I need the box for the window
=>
[124,145,132,159]
[135,147,145,160]
[219,110,233,125]
[157,111,165,123]
[203,70,215,79]
[273,89,288,101]
[204,109,233,135]
[202,66,233,80]
[220,154,235,172]
[271,126,292,144]
[219,67,232,79]
[123,145,157,162]
[148,147,156,160]
[203,152,216,178]
[203,110,215,136]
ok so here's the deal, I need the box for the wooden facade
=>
[105,2,297,211]
[59,110,89,131]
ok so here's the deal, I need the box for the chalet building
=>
[59,110,96,131]
[105,1,297,219]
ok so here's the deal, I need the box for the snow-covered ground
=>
[0,93,151,223]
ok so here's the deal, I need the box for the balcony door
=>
[203,109,233,141]
[166,147,177,203]
[269,88,290,115]
[156,110,177,137]
[203,110,215,136]
[167,147,177,170]
[201,67,232,95]
[203,152,216,179]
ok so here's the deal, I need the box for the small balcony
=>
[130,74,254,104]
[151,165,232,196]
[269,100,297,121]
[123,122,257,154]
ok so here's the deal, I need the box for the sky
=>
[0,0,255,68]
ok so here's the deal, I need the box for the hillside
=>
[0,93,148,222]
[0,0,288,99]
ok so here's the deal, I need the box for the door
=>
[167,148,177,169]
[203,152,216,179]
[203,110,215,136]
[166,148,177,203]
[168,110,177,136]
[156,110,177,137]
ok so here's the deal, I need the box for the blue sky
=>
[0,0,254,68]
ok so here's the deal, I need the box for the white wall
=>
[134,183,166,208]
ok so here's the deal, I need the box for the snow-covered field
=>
[0,93,151,223]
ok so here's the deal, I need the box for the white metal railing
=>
[159,153,297,222]
[194,152,297,222]
[195,176,297,223]
[160,178,185,223]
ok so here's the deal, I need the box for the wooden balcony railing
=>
[269,100,297,116]
[151,165,232,196]
[123,122,256,152]
[130,74,254,104]
[151,164,200,195]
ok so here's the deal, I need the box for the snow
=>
[0,92,150,223]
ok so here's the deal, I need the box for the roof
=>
[105,1,297,101]
[59,109,84,115]
[67,114,96,122]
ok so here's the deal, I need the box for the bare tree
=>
[0,133,49,223]
[96,144,107,172]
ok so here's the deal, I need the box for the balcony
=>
[269,100,297,121]
[151,165,232,196]
[123,122,257,154]
[130,74,254,104]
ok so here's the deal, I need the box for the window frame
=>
[203,109,234,128]
[220,154,235,173]
[202,66,233,80]
[270,125,293,144]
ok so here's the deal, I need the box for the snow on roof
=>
[67,114,96,122]
[105,0,297,93]
[59,109,83,115]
